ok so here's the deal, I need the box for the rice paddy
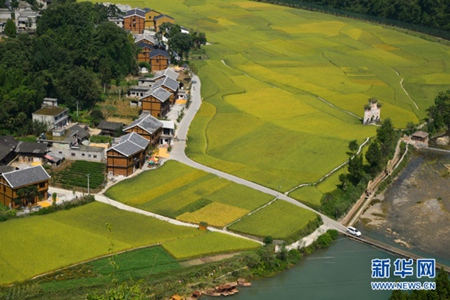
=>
[105,160,274,225]
[103,0,450,192]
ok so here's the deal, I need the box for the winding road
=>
[170,75,347,233]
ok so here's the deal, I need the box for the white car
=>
[347,226,362,237]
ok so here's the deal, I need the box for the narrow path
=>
[286,137,370,195]
[396,70,419,110]
[171,75,347,233]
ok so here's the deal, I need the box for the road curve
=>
[170,75,347,233]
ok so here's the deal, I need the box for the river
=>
[202,147,450,300]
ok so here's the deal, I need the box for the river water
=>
[203,148,450,300]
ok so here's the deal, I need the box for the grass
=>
[161,232,260,259]
[0,202,201,285]
[228,200,318,240]
[105,161,273,224]
[96,0,450,193]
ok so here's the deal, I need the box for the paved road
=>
[170,75,347,233]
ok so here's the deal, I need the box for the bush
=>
[263,236,273,245]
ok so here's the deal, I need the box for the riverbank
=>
[358,149,450,261]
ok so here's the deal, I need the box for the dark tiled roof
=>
[68,125,90,140]
[149,87,171,102]
[125,8,145,18]
[150,48,169,58]
[108,132,149,157]
[2,165,50,188]
[159,77,179,91]
[0,136,18,161]
[15,142,47,155]
[124,114,163,134]
[136,41,155,49]
[0,166,15,174]
[98,121,124,131]
[154,14,174,21]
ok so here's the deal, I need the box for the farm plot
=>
[0,202,201,285]
[50,161,105,190]
[162,232,260,259]
[228,200,319,241]
[105,161,273,226]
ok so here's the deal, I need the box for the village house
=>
[139,87,171,118]
[404,131,429,148]
[106,132,149,177]
[123,113,163,146]
[136,41,155,63]
[15,141,47,164]
[108,16,124,28]
[134,32,157,46]
[0,8,12,32]
[153,76,179,105]
[123,8,146,34]
[160,120,175,146]
[128,85,151,98]
[32,98,69,131]
[153,14,175,32]
[97,121,124,137]
[143,8,161,29]
[0,165,50,208]
[15,8,38,31]
[0,136,18,165]
[149,49,170,72]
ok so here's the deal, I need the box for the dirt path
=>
[396,71,419,110]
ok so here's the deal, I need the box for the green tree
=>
[376,118,397,159]
[348,139,359,153]
[365,141,383,176]
[263,236,273,245]
[16,185,39,206]
[347,154,365,186]
[169,32,193,61]
[4,19,16,38]
[435,267,450,299]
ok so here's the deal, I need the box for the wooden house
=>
[134,33,157,46]
[106,132,149,177]
[153,76,179,105]
[97,121,124,137]
[123,113,163,146]
[123,8,146,34]
[0,165,50,208]
[149,49,170,72]
[154,68,179,81]
[136,41,155,63]
[139,87,171,118]
[143,8,161,30]
[154,14,175,32]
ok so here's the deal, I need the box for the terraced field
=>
[105,161,277,227]
[104,0,450,194]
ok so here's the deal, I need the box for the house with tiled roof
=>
[98,121,124,137]
[153,76,179,105]
[154,67,179,81]
[139,87,172,118]
[0,136,18,165]
[136,40,155,63]
[0,165,50,208]
[15,141,48,164]
[124,8,146,33]
[149,48,170,72]
[154,14,175,32]
[142,8,161,29]
[106,132,149,177]
[123,113,163,146]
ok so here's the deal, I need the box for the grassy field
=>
[228,200,318,240]
[105,161,274,227]
[162,232,260,259]
[0,202,204,285]
[99,0,450,192]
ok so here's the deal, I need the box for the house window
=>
[93,155,97,159]
[58,151,62,154]
[88,154,92,158]
[82,153,85,157]
[39,182,46,188]
[71,153,75,157]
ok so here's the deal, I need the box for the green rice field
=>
[49,161,106,190]
[228,200,318,240]
[102,0,450,192]
[0,202,203,285]
[105,161,275,227]
[162,232,260,259]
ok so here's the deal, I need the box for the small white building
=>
[32,99,69,131]
[160,120,174,145]
[363,98,381,125]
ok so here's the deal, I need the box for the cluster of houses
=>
[0,64,184,209]
[0,0,48,33]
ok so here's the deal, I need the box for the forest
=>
[0,1,137,136]
[256,0,450,33]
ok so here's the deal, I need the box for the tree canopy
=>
[0,2,137,136]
